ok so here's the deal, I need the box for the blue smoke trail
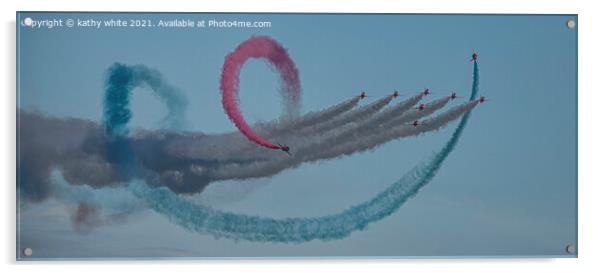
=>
[103,63,188,136]
[103,63,188,179]
[125,61,480,243]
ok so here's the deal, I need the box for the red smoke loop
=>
[220,36,301,150]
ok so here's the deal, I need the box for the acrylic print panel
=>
[16,12,577,259]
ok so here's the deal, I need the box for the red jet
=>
[422,88,431,96]
[278,143,291,155]
[450,92,462,100]
[416,104,426,111]
[393,90,401,98]
[358,91,368,99]
[411,120,421,127]
[471,51,478,62]
[478,96,487,103]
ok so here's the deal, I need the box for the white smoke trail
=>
[163,96,362,162]
[261,92,426,160]
[257,96,362,137]
[385,96,452,127]
[313,100,480,160]
[283,96,454,163]
[295,94,395,136]
[195,92,426,163]
[158,93,423,165]
[203,100,479,181]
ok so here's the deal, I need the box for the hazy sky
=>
[17,12,577,258]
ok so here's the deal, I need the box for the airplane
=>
[478,96,487,103]
[411,120,421,127]
[393,90,401,98]
[471,51,478,62]
[415,104,426,111]
[422,88,431,96]
[358,91,368,99]
[450,92,462,100]
[278,143,291,155]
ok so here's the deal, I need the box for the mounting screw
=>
[22,247,33,257]
[566,19,576,29]
[566,244,576,254]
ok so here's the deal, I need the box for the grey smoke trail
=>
[260,93,426,161]
[384,96,452,127]
[314,100,480,160]
[17,92,390,199]
[256,95,362,137]
[295,94,395,136]
[17,111,117,202]
[16,94,454,197]
[358,93,425,129]
[161,93,420,165]
[19,64,473,201]
[204,101,478,181]
[164,95,362,162]
[203,93,425,163]
[294,95,452,158]
[293,93,426,153]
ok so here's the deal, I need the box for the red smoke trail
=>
[220,36,301,150]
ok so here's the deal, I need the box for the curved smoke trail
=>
[220,35,301,151]
[103,63,188,135]
[103,63,188,179]
[126,61,480,243]
[205,100,478,182]
[179,93,417,166]
[225,92,426,163]
[223,95,363,158]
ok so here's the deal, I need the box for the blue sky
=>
[17,12,577,258]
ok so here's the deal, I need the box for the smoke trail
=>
[360,93,425,128]
[103,63,192,181]
[221,95,363,158]
[313,100,478,161]
[246,92,424,161]
[128,61,480,242]
[384,96,452,127]
[50,170,142,215]
[146,90,412,166]
[132,65,188,130]
[103,63,189,180]
[292,95,451,158]
[49,170,144,231]
[295,94,395,136]
[163,95,361,162]
[256,96,361,138]
[205,100,477,182]
[276,93,425,158]
[103,63,188,135]
[185,93,419,164]
[220,36,301,151]
[294,92,426,153]
[142,93,445,182]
